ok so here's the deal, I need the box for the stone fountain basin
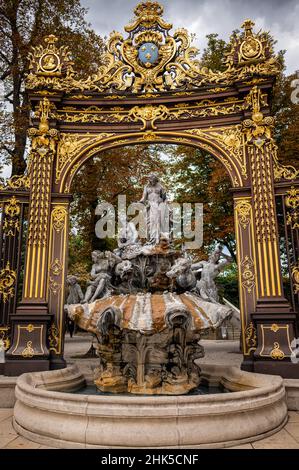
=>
[13,364,287,449]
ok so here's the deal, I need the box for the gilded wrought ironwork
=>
[57,99,245,128]
[0,174,30,191]
[0,262,16,303]
[56,133,115,183]
[25,324,35,333]
[3,196,21,236]
[243,86,273,145]
[27,34,74,86]
[48,323,60,353]
[270,342,285,360]
[50,258,63,276]
[285,187,299,230]
[21,341,35,358]
[128,105,169,129]
[235,200,251,229]
[245,322,257,349]
[241,256,255,293]
[49,277,61,295]
[52,206,67,232]
[26,3,281,94]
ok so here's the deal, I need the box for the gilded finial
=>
[44,35,58,46]
[241,19,255,37]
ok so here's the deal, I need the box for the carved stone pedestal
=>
[4,305,52,376]
[241,309,299,379]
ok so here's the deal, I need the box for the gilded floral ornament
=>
[25,3,281,94]
[241,256,255,293]
[270,342,285,360]
[48,323,60,353]
[285,187,299,230]
[0,174,30,191]
[245,322,257,350]
[28,98,59,154]
[235,200,251,229]
[128,105,169,129]
[3,196,21,237]
[26,34,74,90]
[242,86,273,145]
[0,261,17,303]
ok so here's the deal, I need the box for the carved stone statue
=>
[192,245,232,303]
[139,174,170,245]
[66,275,83,304]
[66,176,237,396]
[82,250,121,303]
[166,256,197,292]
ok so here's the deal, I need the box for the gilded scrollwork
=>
[285,187,299,230]
[128,105,169,129]
[245,322,257,350]
[235,200,251,229]
[185,126,247,183]
[270,342,285,360]
[57,100,245,126]
[25,3,281,94]
[0,262,16,303]
[52,206,67,233]
[49,277,61,295]
[3,196,21,237]
[48,323,60,353]
[21,341,35,358]
[50,258,63,276]
[0,174,30,191]
[56,133,115,183]
[242,86,273,145]
[241,256,255,293]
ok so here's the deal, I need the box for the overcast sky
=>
[81,0,299,75]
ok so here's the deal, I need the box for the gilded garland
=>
[26,2,281,94]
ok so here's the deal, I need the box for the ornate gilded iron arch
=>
[1,1,298,379]
[58,128,246,193]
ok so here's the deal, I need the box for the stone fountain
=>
[66,174,233,395]
[13,175,288,448]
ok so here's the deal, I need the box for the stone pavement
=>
[0,335,299,449]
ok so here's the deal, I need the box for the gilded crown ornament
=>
[25,2,281,94]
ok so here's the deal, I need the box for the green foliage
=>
[0,0,105,176]
[216,264,239,308]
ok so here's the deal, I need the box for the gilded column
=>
[5,98,59,375]
[242,87,298,377]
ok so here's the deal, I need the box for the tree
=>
[272,71,299,169]
[165,144,236,260]
[0,0,105,176]
[69,145,166,268]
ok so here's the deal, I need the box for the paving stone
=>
[288,411,299,423]
[0,435,19,448]
[4,436,42,449]
[284,423,299,442]
[252,429,299,449]
[0,417,17,438]
[0,409,13,423]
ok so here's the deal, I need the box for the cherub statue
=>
[66,275,84,304]
[82,250,122,303]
